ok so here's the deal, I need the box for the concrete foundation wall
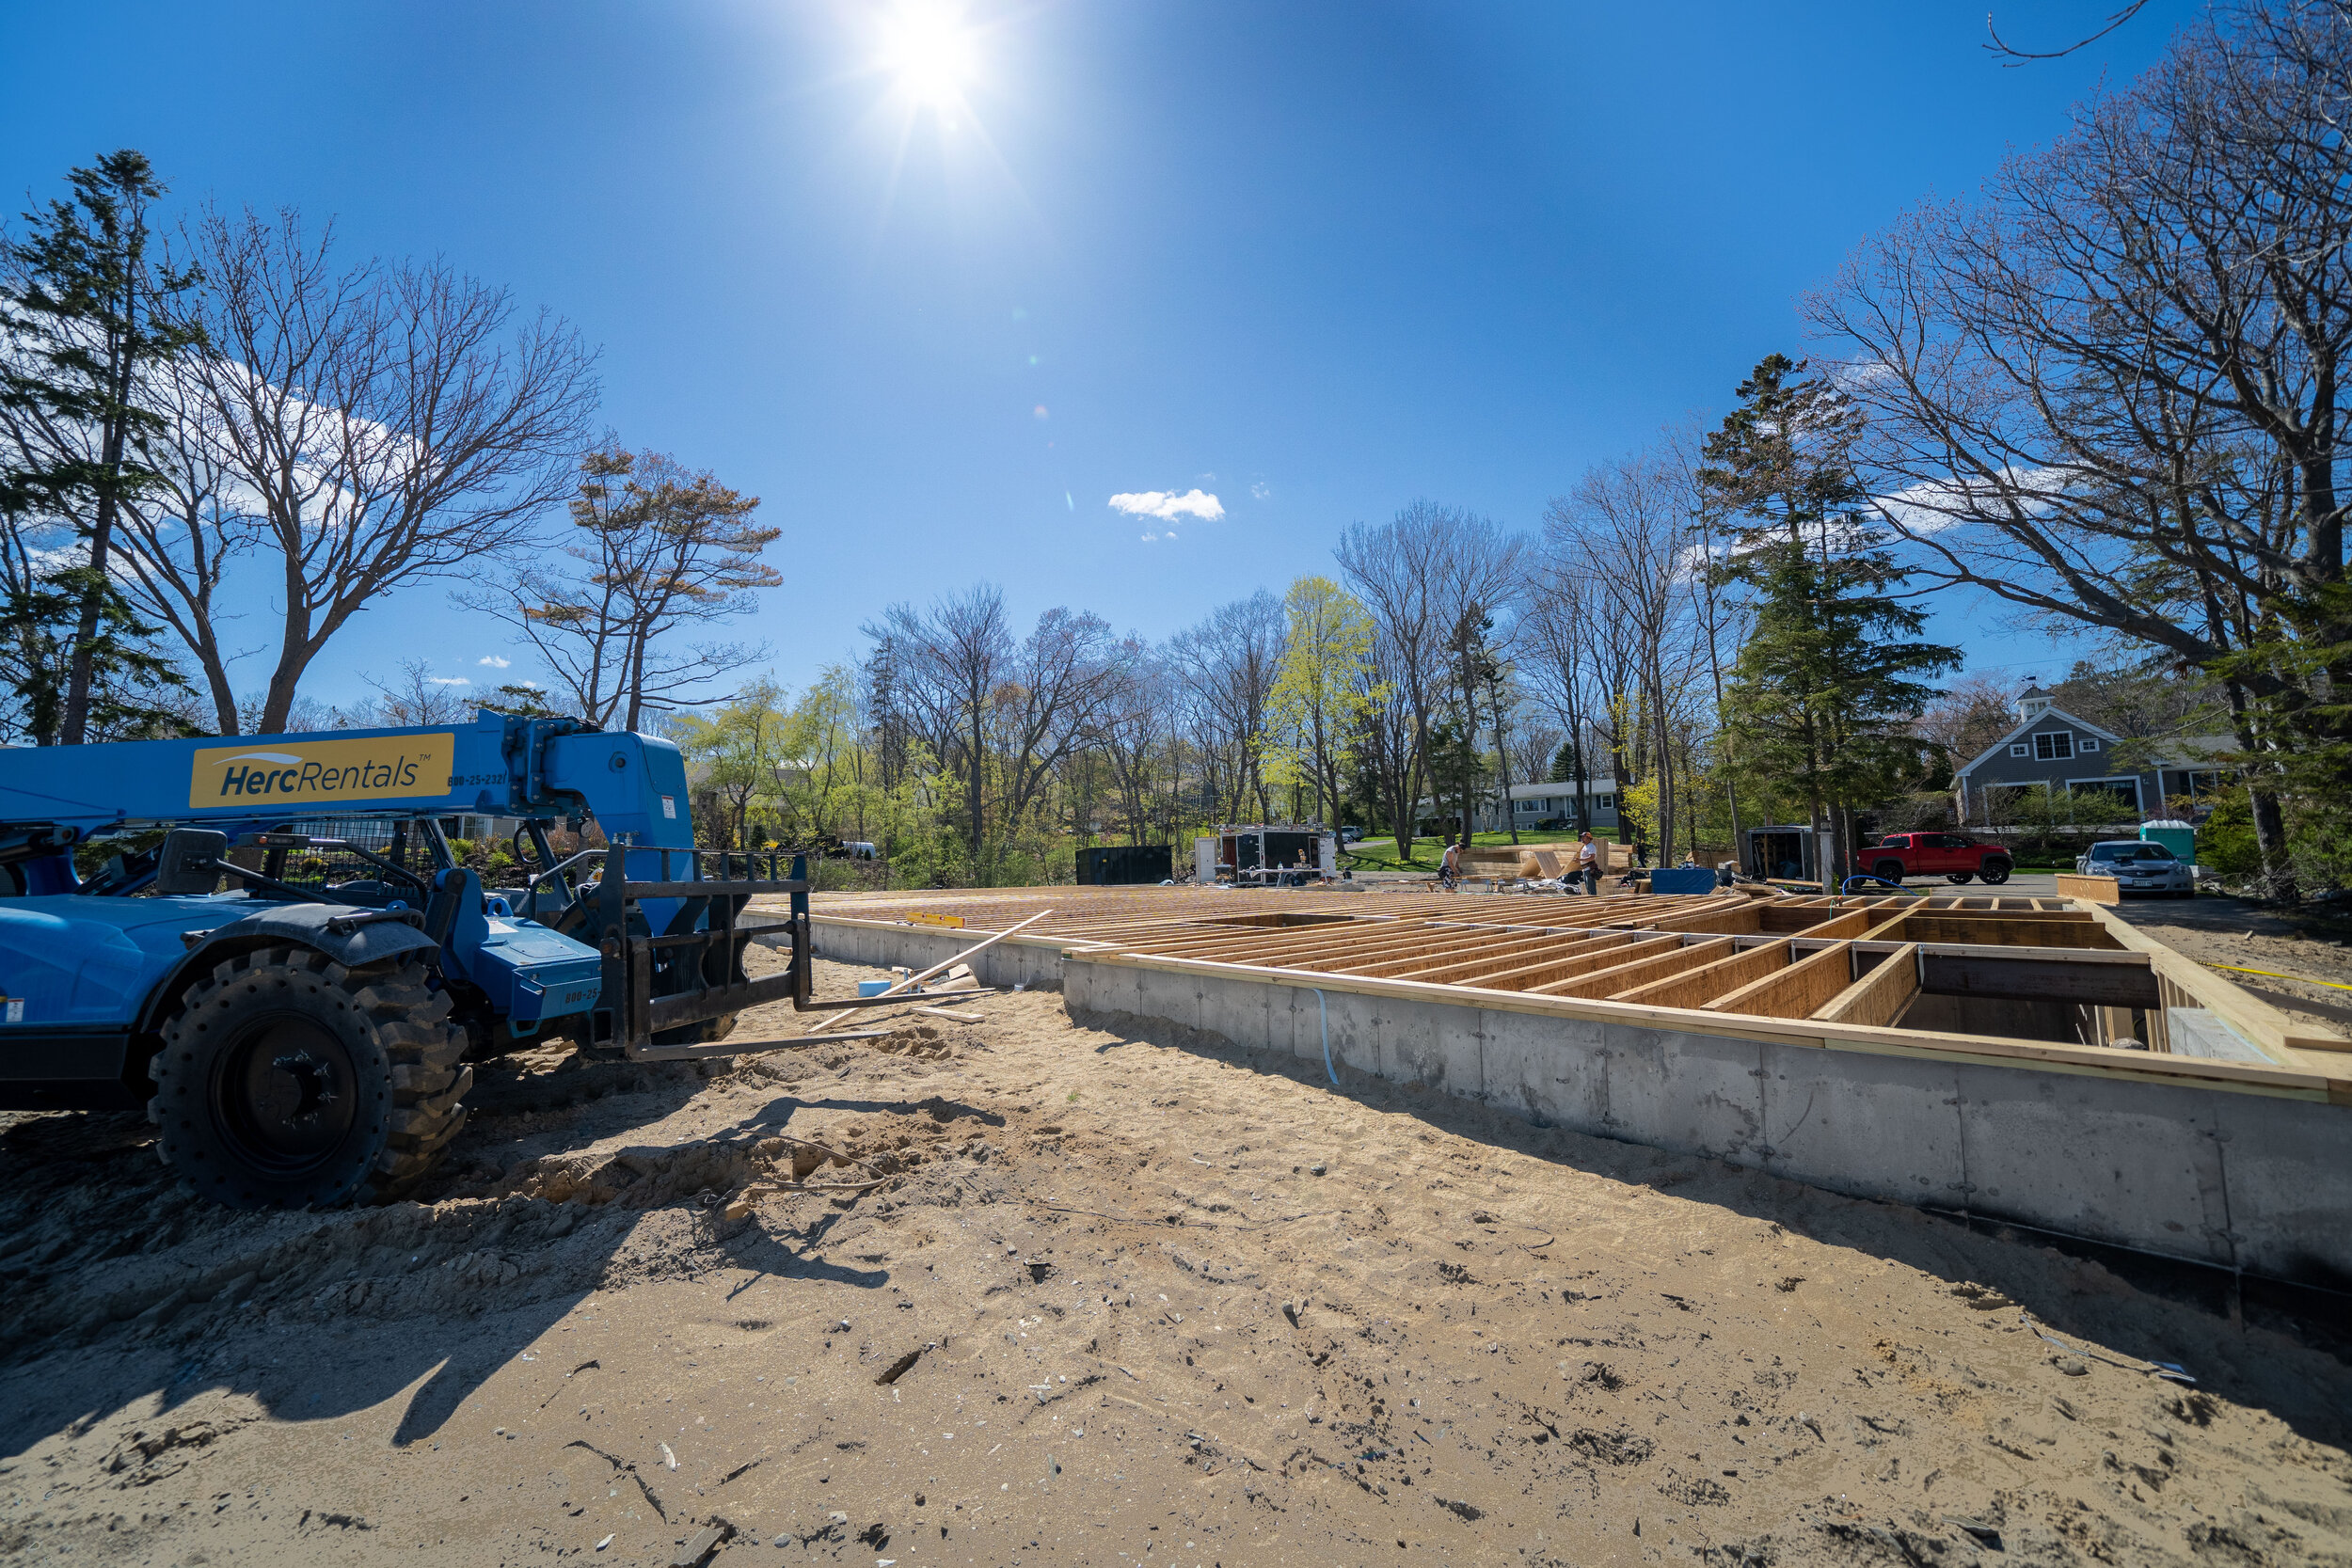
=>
[1063,954,2352,1290]
[810,916,1074,992]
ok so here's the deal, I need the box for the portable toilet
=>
[2139,818,2197,868]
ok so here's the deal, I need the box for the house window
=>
[1595,794,1615,810]
[1517,799,1537,813]
[2009,743,2029,757]
[2069,777,2142,813]
[2034,732,2074,761]
[2079,737,2099,752]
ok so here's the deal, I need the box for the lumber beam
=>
[1451,934,1688,992]
[1703,940,1855,1018]
[1641,904,1763,937]
[1916,952,2160,1007]
[1527,937,1735,1000]
[1815,944,1920,1027]
[2056,873,2122,905]
[1612,940,1792,1009]
[1383,931,1627,984]
[1859,913,2122,951]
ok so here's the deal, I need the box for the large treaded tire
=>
[150,947,471,1209]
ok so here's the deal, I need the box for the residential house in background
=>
[1953,686,2233,826]
[1418,782,1623,836]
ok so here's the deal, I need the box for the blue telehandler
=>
[0,711,894,1209]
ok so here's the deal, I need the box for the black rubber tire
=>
[1872,860,1908,884]
[150,946,470,1209]
[1944,872,1975,884]
[1979,860,2012,885]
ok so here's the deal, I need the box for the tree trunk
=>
[966,684,986,876]
[1491,687,1518,846]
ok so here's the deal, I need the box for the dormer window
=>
[2079,736,2099,752]
[2009,743,2029,757]
[2035,732,2074,761]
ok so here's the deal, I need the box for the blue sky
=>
[1,1,2197,712]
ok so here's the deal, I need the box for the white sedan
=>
[2075,841,2195,896]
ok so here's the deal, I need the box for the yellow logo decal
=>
[187,735,454,810]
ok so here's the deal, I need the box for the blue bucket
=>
[857,979,892,997]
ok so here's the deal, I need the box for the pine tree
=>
[0,150,201,743]
[1699,356,1959,886]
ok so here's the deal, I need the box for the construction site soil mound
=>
[2,948,2348,1566]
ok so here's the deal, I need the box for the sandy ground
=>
[4,944,2350,1568]
[2108,894,2352,1047]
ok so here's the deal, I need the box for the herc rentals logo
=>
[185,735,455,810]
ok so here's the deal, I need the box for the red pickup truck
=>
[1865,832,2014,886]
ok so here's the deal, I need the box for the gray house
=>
[1953,687,2233,827]
[1418,782,1621,836]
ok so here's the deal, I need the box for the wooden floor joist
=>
[1817,942,1922,1027]
[1532,936,1734,999]
[1612,940,1792,1009]
[1381,931,1633,985]
[806,882,2351,1063]
[1704,940,1857,1018]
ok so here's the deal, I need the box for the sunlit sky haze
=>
[0,1,2200,707]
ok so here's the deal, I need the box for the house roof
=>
[1952,710,2241,781]
[1952,705,2122,780]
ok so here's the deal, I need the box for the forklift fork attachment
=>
[595,848,817,1059]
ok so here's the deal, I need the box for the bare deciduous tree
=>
[1336,500,1522,848]
[1807,2,2352,891]
[466,447,780,729]
[1171,591,1286,823]
[1548,446,1709,859]
[867,585,1127,872]
[117,205,597,734]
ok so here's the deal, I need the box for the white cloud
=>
[478,655,512,669]
[428,676,472,688]
[1249,482,1270,500]
[1107,488,1223,523]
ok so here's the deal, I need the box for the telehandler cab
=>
[0,712,898,1209]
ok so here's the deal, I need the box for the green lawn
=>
[1344,827,1619,871]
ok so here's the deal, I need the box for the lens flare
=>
[880,2,977,109]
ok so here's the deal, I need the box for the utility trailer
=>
[0,712,912,1208]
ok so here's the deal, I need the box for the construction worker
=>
[1439,838,1462,891]
[1574,832,1601,896]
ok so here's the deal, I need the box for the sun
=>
[879,2,978,111]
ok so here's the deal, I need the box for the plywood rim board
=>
[1076,948,2352,1104]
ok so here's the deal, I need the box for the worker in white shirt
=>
[1575,832,1601,896]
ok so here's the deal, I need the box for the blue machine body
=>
[0,712,723,1105]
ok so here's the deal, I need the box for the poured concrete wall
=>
[810,916,1073,992]
[1063,953,2352,1290]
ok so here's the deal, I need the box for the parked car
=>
[2074,840,2195,896]
[1864,832,2015,886]
[1338,826,1365,844]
